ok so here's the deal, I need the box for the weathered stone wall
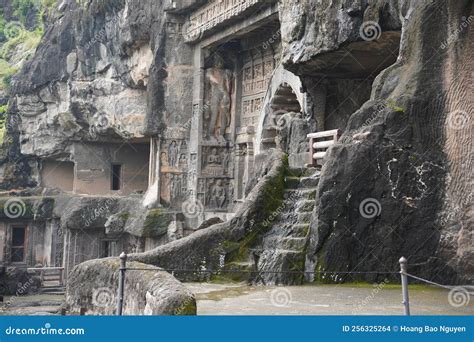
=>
[66,258,196,315]
[73,142,150,196]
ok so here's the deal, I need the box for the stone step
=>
[42,280,62,287]
[296,199,315,213]
[287,168,318,178]
[41,286,65,295]
[284,176,301,189]
[290,223,310,237]
[297,212,312,224]
[298,176,320,188]
[284,188,317,200]
[263,236,307,251]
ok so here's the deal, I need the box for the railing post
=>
[399,256,410,316]
[116,252,127,316]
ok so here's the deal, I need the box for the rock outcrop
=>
[281,0,473,283]
[66,258,196,315]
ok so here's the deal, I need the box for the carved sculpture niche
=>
[201,146,233,177]
[160,139,188,207]
[197,178,233,210]
[203,55,235,143]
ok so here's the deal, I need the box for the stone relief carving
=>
[168,140,179,167]
[54,224,64,267]
[241,48,280,127]
[210,179,227,209]
[160,139,189,207]
[197,178,233,210]
[201,146,234,177]
[204,56,234,143]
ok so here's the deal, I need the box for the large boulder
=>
[65,258,196,315]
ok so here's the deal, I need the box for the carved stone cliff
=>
[0,0,471,285]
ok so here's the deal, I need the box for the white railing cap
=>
[307,129,340,139]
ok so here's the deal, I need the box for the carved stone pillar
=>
[235,143,247,200]
[188,45,205,212]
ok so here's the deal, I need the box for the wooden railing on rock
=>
[307,129,341,167]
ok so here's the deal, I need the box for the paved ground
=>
[0,294,63,316]
[1,283,472,316]
[185,283,474,316]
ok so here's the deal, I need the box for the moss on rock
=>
[142,208,173,238]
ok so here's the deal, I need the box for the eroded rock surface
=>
[280,0,473,283]
[66,258,196,315]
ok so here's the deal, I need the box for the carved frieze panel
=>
[185,0,272,41]
[197,178,234,210]
[201,146,234,178]
[160,172,188,208]
[161,139,188,173]
[240,48,279,128]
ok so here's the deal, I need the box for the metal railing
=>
[114,253,470,316]
[397,256,474,316]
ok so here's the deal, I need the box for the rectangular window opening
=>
[101,240,118,258]
[111,164,122,191]
[11,226,26,262]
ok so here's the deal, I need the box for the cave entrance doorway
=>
[261,83,302,151]
[255,65,306,155]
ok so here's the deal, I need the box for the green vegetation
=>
[0,1,56,144]
[142,209,173,237]
[386,98,405,113]
[212,155,289,283]
[0,0,56,91]
[0,104,7,143]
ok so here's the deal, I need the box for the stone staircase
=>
[39,269,65,295]
[254,167,319,285]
